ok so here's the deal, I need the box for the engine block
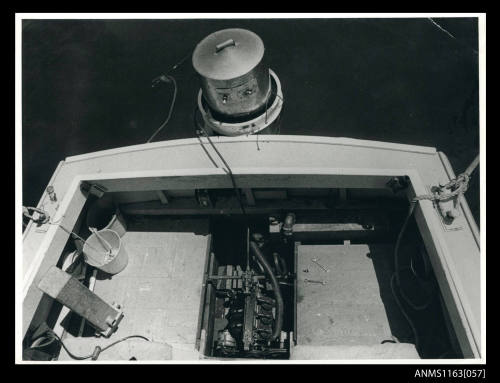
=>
[213,268,285,358]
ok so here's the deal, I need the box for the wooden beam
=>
[339,188,347,202]
[269,222,395,242]
[121,197,407,217]
[121,197,330,216]
[38,266,123,336]
[156,190,169,204]
[87,173,397,193]
[253,189,287,200]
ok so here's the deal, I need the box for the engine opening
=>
[198,206,460,360]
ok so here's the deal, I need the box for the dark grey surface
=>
[22,18,480,222]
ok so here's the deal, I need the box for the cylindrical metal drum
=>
[192,28,270,118]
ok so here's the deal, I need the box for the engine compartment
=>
[204,217,295,359]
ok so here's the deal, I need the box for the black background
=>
[22,17,480,223]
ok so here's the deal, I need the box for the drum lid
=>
[192,28,265,81]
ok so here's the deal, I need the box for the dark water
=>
[22,18,480,223]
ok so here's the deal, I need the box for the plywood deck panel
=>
[297,244,411,346]
[60,218,209,360]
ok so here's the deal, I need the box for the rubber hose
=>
[249,241,284,341]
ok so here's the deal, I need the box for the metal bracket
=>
[386,176,410,193]
[195,189,213,208]
[80,181,107,198]
[99,303,124,338]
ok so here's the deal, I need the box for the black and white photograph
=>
[16,13,485,366]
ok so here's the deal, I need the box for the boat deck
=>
[58,218,209,361]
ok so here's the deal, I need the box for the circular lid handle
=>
[215,39,236,53]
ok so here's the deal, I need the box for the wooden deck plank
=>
[86,219,209,354]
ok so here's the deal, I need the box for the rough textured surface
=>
[297,243,411,346]
[60,218,209,361]
[290,343,419,360]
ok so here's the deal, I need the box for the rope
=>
[412,153,478,203]
[412,172,471,203]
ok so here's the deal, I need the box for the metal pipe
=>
[249,241,284,341]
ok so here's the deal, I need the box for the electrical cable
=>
[193,103,290,347]
[146,47,194,144]
[161,50,193,76]
[147,75,177,143]
[389,200,429,356]
[393,201,433,311]
[47,329,150,361]
[193,111,247,216]
[390,273,421,354]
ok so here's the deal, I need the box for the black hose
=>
[249,241,284,341]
